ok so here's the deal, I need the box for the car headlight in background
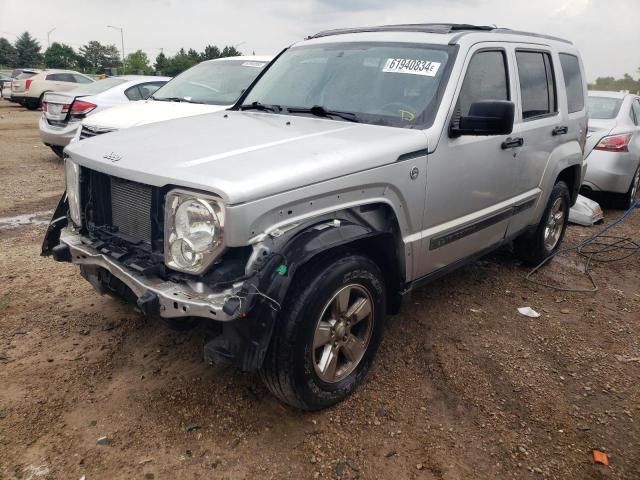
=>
[65,158,82,226]
[164,190,225,274]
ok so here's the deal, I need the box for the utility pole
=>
[47,27,56,49]
[107,25,125,74]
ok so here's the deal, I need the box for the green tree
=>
[589,73,640,94]
[187,48,200,63]
[201,45,220,61]
[126,49,152,74]
[154,51,168,73]
[14,32,42,66]
[44,42,78,69]
[163,48,197,76]
[0,37,17,67]
[78,41,121,73]
[220,46,242,58]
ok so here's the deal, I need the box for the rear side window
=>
[456,50,509,117]
[516,51,557,120]
[46,73,75,82]
[138,82,165,99]
[632,99,640,126]
[124,85,143,101]
[559,54,584,113]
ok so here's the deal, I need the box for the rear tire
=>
[514,181,570,266]
[259,253,386,410]
[621,164,640,210]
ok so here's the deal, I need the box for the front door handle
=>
[501,137,524,149]
[552,126,569,136]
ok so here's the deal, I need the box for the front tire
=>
[515,181,570,266]
[259,253,386,410]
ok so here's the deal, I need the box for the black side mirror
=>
[450,100,515,137]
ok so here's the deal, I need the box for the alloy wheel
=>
[312,284,374,383]
[543,197,566,251]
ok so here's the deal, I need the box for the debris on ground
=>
[517,307,541,318]
[592,450,610,466]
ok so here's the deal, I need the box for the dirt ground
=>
[0,100,638,480]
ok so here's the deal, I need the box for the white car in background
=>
[11,69,94,109]
[4,69,41,100]
[75,55,272,141]
[39,75,170,157]
[583,91,640,209]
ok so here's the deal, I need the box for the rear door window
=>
[456,50,509,117]
[73,74,93,84]
[632,99,640,126]
[46,73,76,82]
[516,51,557,120]
[559,54,584,113]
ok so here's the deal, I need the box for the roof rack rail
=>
[307,23,496,39]
[307,23,572,45]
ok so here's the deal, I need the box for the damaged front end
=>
[40,191,288,371]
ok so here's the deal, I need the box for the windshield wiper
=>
[239,101,283,113]
[152,96,201,104]
[287,105,359,123]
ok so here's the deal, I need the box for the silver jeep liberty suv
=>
[43,24,588,410]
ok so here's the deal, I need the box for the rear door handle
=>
[552,126,569,136]
[501,137,524,149]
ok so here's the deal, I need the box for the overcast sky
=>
[1,0,638,80]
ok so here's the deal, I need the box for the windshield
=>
[242,43,451,128]
[588,96,623,120]
[70,77,128,95]
[152,59,268,105]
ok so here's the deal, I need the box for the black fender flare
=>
[209,212,401,372]
[41,192,68,256]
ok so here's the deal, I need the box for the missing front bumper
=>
[58,229,242,322]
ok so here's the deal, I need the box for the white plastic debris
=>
[569,195,604,226]
[518,307,541,318]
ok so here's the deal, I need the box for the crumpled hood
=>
[82,100,227,130]
[66,110,427,205]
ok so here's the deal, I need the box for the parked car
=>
[11,69,94,110]
[582,91,640,209]
[0,71,11,98]
[43,24,587,410]
[39,75,170,158]
[73,56,272,140]
[5,68,41,101]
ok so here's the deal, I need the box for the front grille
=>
[80,125,114,140]
[110,178,153,242]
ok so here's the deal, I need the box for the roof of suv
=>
[307,23,572,46]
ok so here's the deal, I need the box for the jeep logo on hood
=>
[103,152,122,162]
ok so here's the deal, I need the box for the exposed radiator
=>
[110,177,153,242]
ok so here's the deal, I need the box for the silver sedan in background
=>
[583,91,640,209]
[39,75,170,157]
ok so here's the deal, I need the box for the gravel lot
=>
[0,100,639,480]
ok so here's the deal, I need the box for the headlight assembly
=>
[164,190,225,274]
[65,158,81,226]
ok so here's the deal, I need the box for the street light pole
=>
[107,25,125,74]
[47,27,56,49]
